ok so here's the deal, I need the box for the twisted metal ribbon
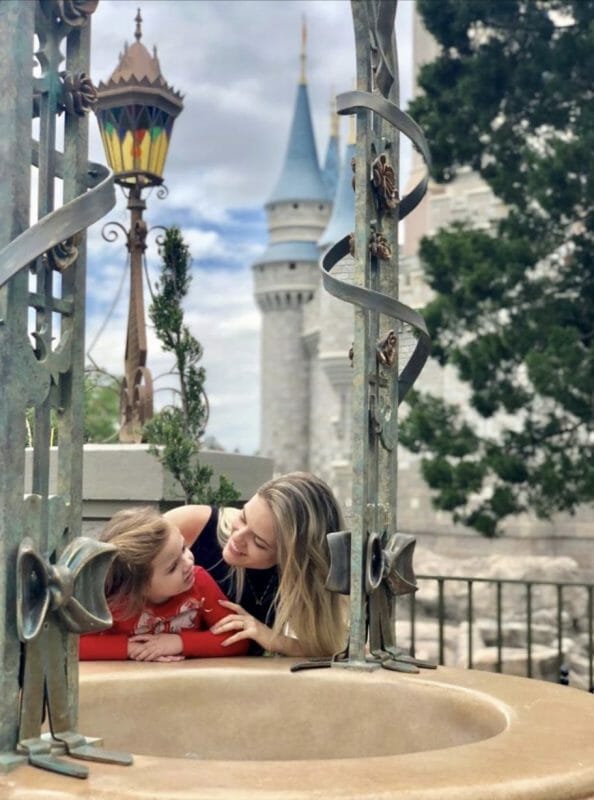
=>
[320,91,432,405]
[0,148,114,290]
[16,537,133,777]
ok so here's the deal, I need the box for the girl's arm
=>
[164,504,212,548]
[180,569,249,658]
[177,629,248,658]
[79,631,129,660]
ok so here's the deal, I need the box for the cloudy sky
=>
[86,0,416,454]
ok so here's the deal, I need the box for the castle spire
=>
[134,7,142,42]
[267,20,327,204]
[330,90,339,138]
[322,90,340,198]
[300,15,307,85]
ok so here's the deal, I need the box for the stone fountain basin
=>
[4,658,594,799]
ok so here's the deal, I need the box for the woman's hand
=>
[211,600,305,657]
[128,633,184,662]
[211,600,274,652]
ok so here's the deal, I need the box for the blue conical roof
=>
[322,132,340,199]
[268,83,329,205]
[319,142,356,249]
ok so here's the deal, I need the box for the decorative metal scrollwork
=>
[45,234,81,271]
[59,70,97,116]
[16,536,133,776]
[376,329,397,368]
[292,530,434,673]
[293,0,435,675]
[17,537,116,640]
[128,218,148,253]
[369,230,392,261]
[371,152,398,214]
[40,0,99,28]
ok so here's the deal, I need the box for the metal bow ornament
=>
[16,536,132,778]
[291,530,435,673]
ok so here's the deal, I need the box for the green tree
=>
[144,227,240,506]
[400,0,594,536]
[84,372,120,443]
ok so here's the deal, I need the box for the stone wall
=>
[24,445,273,538]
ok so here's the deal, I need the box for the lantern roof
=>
[96,8,183,115]
[94,8,183,187]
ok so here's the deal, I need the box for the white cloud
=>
[182,229,223,260]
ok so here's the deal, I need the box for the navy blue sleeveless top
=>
[190,507,279,655]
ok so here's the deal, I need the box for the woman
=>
[164,471,347,657]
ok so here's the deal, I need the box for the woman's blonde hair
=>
[99,507,171,618]
[218,472,347,657]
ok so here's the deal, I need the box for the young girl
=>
[79,507,249,661]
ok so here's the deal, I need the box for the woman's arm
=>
[164,504,212,548]
[210,600,307,657]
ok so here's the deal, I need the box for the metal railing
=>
[397,574,594,691]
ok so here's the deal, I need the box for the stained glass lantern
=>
[95,10,183,188]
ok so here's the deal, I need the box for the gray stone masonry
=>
[24,445,273,538]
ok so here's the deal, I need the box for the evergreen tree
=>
[144,227,240,506]
[84,372,120,442]
[400,0,594,536]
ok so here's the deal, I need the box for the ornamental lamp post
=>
[94,7,183,442]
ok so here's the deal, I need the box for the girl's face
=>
[222,493,278,570]
[146,524,195,604]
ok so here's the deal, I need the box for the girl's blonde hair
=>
[217,472,347,657]
[99,507,171,618]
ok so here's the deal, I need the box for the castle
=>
[250,10,503,523]
[251,8,593,554]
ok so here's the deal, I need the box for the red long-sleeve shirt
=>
[79,566,248,660]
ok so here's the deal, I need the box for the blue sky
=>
[86,0,415,454]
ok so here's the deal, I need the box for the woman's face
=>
[222,493,278,569]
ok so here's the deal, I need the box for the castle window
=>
[318,204,325,211]
[292,203,299,209]
[289,262,296,270]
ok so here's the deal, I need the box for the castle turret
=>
[253,21,332,474]
[310,119,357,507]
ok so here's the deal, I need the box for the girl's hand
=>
[128,633,184,661]
[211,600,274,652]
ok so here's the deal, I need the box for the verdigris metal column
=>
[0,0,131,778]
[0,0,36,766]
[319,0,433,671]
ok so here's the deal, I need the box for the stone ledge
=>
[25,445,273,523]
